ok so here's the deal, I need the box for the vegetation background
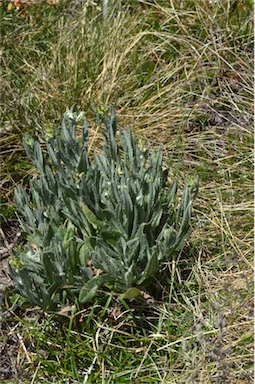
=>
[0,0,253,383]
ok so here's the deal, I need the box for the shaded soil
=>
[0,221,24,382]
[0,221,20,291]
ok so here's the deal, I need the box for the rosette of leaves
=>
[9,106,198,311]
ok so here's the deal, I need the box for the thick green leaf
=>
[79,276,105,303]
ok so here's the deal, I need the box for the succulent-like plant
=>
[9,106,198,311]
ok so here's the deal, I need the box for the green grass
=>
[0,0,253,383]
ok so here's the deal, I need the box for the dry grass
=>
[0,0,253,382]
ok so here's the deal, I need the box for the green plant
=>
[9,106,198,311]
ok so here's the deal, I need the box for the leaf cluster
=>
[9,107,198,310]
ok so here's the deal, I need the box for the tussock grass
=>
[0,0,253,383]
